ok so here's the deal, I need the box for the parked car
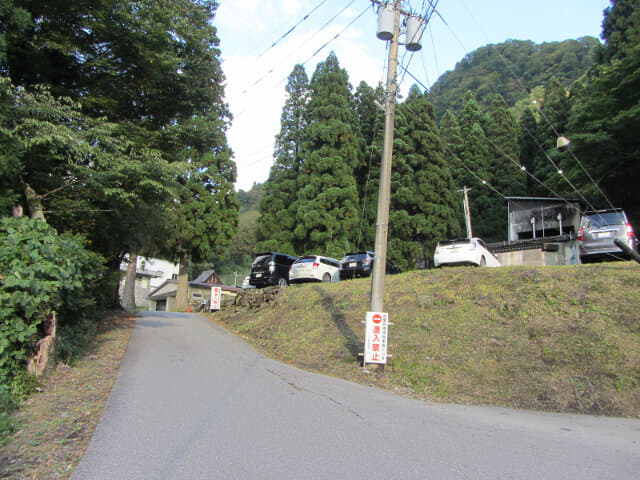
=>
[578,209,637,263]
[434,238,501,267]
[249,252,297,288]
[340,251,401,278]
[340,251,375,278]
[289,255,341,283]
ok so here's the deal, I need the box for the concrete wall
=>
[495,241,580,267]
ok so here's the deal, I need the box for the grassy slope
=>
[217,263,640,417]
[0,314,133,479]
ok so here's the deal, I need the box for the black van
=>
[249,252,297,288]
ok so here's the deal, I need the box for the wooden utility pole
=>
[459,186,473,239]
[370,0,401,314]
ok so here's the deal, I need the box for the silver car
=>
[578,209,637,262]
[289,255,341,283]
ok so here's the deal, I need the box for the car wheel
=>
[277,277,288,287]
[322,273,331,283]
[479,256,486,267]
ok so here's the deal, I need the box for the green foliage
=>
[237,183,264,214]
[353,81,384,250]
[482,94,526,238]
[389,86,461,269]
[0,217,105,394]
[256,65,309,255]
[564,1,640,229]
[2,1,239,308]
[598,0,640,64]
[428,38,599,121]
[295,53,363,258]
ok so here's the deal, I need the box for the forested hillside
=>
[428,37,600,120]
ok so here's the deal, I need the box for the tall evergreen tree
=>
[352,81,384,249]
[597,0,640,64]
[462,123,497,240]
[256,64,309,254]
[459,90,487,140]
[389,86,460,269]
[532,77,571,192]
[566,0,640,226]
[518,107,539,194]
[294,52,361,258]
[456,92,498,240]
[484,94,526,238]
[440,110,466,234]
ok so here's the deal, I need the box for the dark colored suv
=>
[340,251,375,278]
[249,252,297,287]
[578,209,637,262]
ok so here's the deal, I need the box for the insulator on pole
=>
[405,15,425,51]
[376,4,395,40]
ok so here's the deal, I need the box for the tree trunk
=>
[121,253,138,312]
[24,184,46,222]
[175,252,190,312]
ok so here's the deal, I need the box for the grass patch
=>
[0,312,133,479]
[216,263,640,417]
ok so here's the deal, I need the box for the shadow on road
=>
[312,285,362,360]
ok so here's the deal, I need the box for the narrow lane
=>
[72,311,640,479]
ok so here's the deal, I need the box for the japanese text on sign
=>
[364,312,389,364]
[210,286,222,311]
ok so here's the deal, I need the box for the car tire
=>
[277,277,288,287]
[322,273,331,283]
[479,256,486,267]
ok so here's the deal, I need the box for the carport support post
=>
[370,0,401,316]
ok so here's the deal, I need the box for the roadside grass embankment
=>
[217,263,640,417]
[0,313,133,480]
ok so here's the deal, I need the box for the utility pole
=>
[459,186,473,239]
[363,2,426,369]
[370,0,401,314]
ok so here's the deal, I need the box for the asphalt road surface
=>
[72,311,640,479]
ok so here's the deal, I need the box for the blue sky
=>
[215,0,611,191]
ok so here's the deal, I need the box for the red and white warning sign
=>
[210,286,222,311]
[364,312,389,364]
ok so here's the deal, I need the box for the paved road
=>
[72,311,640,479]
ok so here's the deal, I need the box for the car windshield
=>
[252,255,271,266]
[343,254,369,261]
[586,212,626,228]
[439,239,472,246]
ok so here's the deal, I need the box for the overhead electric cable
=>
[256,0,329,60]
[240,0,354,95]
[301,4,369,65]
[235,3,369,119]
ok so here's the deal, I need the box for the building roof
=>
[147,278,242,300]
[193,270,219,284]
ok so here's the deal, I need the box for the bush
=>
[0,217,105,394]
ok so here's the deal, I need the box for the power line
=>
[234,3,369,120]
[256,0,329,60]
[239,0,358,96]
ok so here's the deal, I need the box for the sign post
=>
[364,312,389,365]
[210,286,222,311]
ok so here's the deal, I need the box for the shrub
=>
[0,217,105,394]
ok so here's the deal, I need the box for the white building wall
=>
[119,256,180,309]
